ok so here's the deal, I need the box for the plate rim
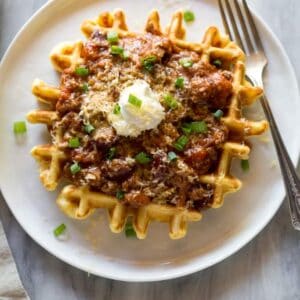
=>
[0,0,299,282]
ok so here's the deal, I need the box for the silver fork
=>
[218,0,300,230]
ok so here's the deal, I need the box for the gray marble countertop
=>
[1,0,300,299]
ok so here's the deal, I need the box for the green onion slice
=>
[179,58,194,68]
[53,223,66,237]
[116,190,125,200]
[183,10,195,23]
[111,45,124,55]
[81,83,89,93]
[107,147,117,160]
[182,121,208,134]
[125,222,137,238]
[168,151,178,161]
[173,135,189,151]
[128,94,142,108]
[212,59,222,68]
[113,103,121,115]
[141,55,157,72]
[182,123,192,135]
[68,137,80,148]
[107,31,119,43]
[163,94,178,109]
[121,50,130,60]
[75,67,89,77]
[190,121,208,133]
[213,109,224,119]
[175,77,185,89]
[135,152,152,164]
[13,121,27,134]
[70,162,81,174]
[84,124,95,134]
[241,159,250,172]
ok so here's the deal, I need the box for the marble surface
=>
[1,0,300,299]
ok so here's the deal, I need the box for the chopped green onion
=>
[128,94,142,108]
[84,124,95,134]
[168,151,178,161]
[113,103,121,115]
[53,223,66,237]
[175,77,185,89]
[182,123,193,135]
[183,10,195,23]
[125,222,137,238]
[68,137,80,148]
[213,109,224,119]
[141,55,157,72]
[107,31,119,43]
[13,121,27,134]
[75,67,89,77]
[241,159,250,172]
[116,190,125,200]
[182,121,208,134]
[111,45,124,55]
[163,94,178,109]
[135,152,152,164]
[107,147,117,160]
[190,121,208,133]
[70,162,81,174]
[121,50,130,60]
[179,58,194,68]
[173,135,189,151]
[81,83,89,93]
[212,59,222,68]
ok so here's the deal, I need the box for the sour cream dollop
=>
[108,80,165,137]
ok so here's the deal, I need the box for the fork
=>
[218,0,300,230]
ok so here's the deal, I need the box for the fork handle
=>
[252,78,300,230]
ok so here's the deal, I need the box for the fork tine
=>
[223,0,246,52]
[218,0,233,41]
[232,0,254,53]
[241,0,264,52]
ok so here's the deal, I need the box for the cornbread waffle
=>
[27,10,268,239]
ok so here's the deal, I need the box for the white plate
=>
[0,0,299,282]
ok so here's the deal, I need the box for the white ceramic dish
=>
[0,0,299,282]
